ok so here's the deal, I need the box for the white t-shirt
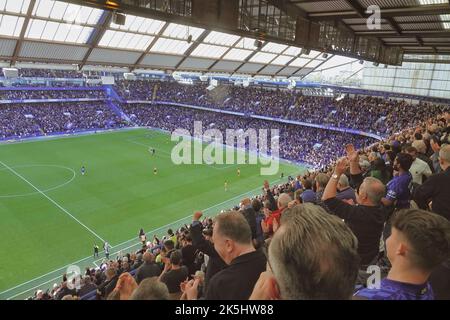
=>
[409,158,432,185]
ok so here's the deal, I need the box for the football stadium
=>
[0,0,449,302]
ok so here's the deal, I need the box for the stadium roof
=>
[0,0,449,77]
[294,0,450,54]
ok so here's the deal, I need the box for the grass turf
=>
[0,128,305,299]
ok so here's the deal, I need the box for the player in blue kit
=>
[81,166,86,176]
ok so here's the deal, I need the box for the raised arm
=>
[322,157,349,201]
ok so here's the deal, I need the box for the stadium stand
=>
[0,79,445,301]
[1,0,450,302]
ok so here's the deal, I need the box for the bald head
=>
[361,177,386,206]
[277,193,292,210]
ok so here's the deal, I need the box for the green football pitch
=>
[0,128,305,300]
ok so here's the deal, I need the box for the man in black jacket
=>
[135,252,161,284]
[190,211,227,291]
[413,144,450,221]
[186,211,266,300]
[77,276,97,298]
[239,198,257,241]
[97,267,118,299]
[322,157,388,266]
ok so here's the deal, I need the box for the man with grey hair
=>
[249,203,359,300]
[187,211,266,300]
[130,277,169,300]
[412,139,434,173]
[430,135,442,173]
[413,144,450,220]
[261,180,292,238]
[277,192,292,209]
[314,173,330,212]
[135,252,161,284]
[405,146,432,185]
[336,174,356,203]
[322,157,388,266]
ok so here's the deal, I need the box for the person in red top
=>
[261,180,292,239]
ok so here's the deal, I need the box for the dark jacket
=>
[97,275,118,299]
[135,262,161,284]
[429,259,450,300]
[104,276,118,298]
[181,244,198,276]
[266,189,278,211]
[413,167,450,221]
[205,250,267,300]
[160,266,189,294]
[77,282,97,298]
[54,286,76,300]
[240,206,257,240]
[190,220,227,290]
[324,197,388,266]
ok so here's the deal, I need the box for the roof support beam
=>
[294,54,333,79]
[345,0,401,35]
[207,36,243,71]
[232,41,268,74]
[356,31,450,37]
[130,22,170,71]
[386,42,450,46]
[289,0,332,3]
[274,55,301,76]
[404,58,450,63]
[385,17,402,35]
[174,30,210,70]
[290,51,328,77]
[10,0,36,67]
[255,55,280,74]
[266,0,308,19]
[309,4,450,20]
[345,18,450,25]
[79,11,113,70]
[416,36,424,46]
[344,0,366,17]
[11,56,134,68]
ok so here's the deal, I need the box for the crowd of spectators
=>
[123,103,376,168]
[2,80,450,301]
[114,80,156,100]
[0,89,105,100]
[18,69,84,79]
[0,102,126,139]
[114,80,450,136]
[26,105,450,301]
[12,68,124,80]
